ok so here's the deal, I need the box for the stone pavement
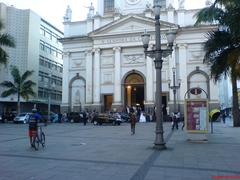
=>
[0,122,239,180]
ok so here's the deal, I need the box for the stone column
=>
[145,55,155,113]
[178,44,188,112]
[146,55,154,102]
[61,52,70,113]
[85,50,93,105]
[112,47,122,110]
[93,48,101,110]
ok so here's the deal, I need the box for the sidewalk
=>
[144,122,240,180]
[0,122,239,180]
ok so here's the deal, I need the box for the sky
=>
[0,0,206,31]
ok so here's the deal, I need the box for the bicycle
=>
[31,125,45,150]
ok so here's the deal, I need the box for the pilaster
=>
[93,48,101,105]
[146,55,154,104]
[178,44,188,102]
[85,50,93,104]
[61,52,71,112]
[113,47,122,106]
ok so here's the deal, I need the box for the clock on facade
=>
[126,0,141,5]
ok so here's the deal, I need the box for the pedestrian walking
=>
[171,112,179,130]
[129,108,136,135]
[82,111,87,125]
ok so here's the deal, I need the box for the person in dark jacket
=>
[82,111,87,125]
[129,108,136,135]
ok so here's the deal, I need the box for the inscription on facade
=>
[98,34,166,45]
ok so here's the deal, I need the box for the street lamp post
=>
[45,73,55,124]
[168,67,181,113]
[141,1,176,150]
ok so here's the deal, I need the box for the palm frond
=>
[0,47,8,65]
[207,50,230,82]
[194,5,224,25]
[21,89,36,100]
[1,88,17,97]
[0,20,3,30]
[21,70,34,82]
[0,81,16,88]
[10,66,21,85]
[203,31,232,62]
[0,34,15,47]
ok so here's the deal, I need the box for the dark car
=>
[1,112,16,122]
[120,112,130,122]
[93,113,122,125]
[68,112,82,123]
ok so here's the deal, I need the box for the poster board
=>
[184,99,209,133]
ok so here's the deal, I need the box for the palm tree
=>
[0,66,36,115]
[195,0,240,126]
[0,20,15,65]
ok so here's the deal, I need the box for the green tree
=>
[195,0,240,126]
[0,66,36,115]
[0,20,15,65]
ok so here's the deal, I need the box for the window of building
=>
[40,28,45,35]
[104,0,114,13]
[45,31,52,40]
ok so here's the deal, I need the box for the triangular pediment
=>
[90,15,179,37]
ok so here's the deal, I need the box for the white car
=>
[14,113,32,124]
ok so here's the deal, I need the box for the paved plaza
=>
[0,122,240,180]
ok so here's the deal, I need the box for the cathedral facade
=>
[60,0,219,114]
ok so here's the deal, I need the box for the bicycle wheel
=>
[33,136,39,150]
[41,132,45,147]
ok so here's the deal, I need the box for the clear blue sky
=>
[0,0,206,31]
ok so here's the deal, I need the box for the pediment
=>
[90,15,179,37]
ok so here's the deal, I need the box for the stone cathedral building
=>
[60,0,219,114]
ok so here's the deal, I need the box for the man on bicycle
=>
[28,109,41,147]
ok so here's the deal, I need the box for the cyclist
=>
[28,109,41,147]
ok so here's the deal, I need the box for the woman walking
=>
[129,108,136,135]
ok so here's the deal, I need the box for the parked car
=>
[68,112,82,123]
[13,113,32,124]
[2,112,16,122]
[120,112,130,122]
[93,113,122,125]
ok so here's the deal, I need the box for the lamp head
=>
[168,79,171,87]
[153,0,161,16]
[141,30,150,50]
[166,30,177,48]
[172,67,176,73]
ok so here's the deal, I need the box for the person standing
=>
[28,109,41,147]
[82,111,87,126]
[171,112,179,130]
[129,108,136,135]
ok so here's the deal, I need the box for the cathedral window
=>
[104,0,114,14]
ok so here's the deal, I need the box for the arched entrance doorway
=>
[124,73,145,110]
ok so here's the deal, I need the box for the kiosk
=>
[184,87,209,141]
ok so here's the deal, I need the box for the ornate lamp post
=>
[168,67,181,113]
[141,1,176,150]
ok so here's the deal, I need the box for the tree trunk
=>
[231,74,240,127]
[17,92,20,115]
